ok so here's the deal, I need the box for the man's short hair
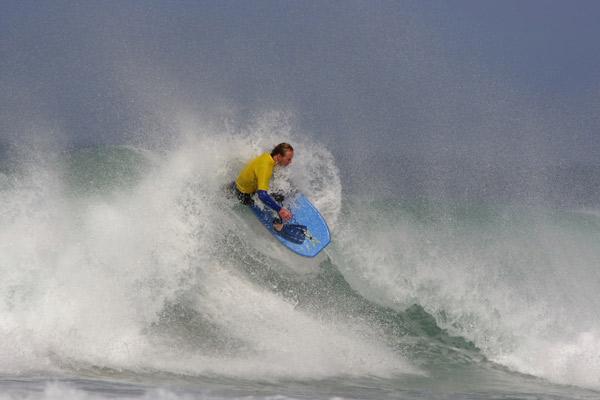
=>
[271,143,294,157]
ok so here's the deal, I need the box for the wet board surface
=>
[250,193,331,257]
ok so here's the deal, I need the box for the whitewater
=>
[0,118,598,399]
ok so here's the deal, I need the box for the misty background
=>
[1,0,599,205]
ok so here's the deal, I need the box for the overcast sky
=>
[2,1,600,194]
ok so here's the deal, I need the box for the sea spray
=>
[0,128,420,380]
[2,125,600,390]
[331,198,600,388]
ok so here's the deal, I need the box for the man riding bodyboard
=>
[231,143,306,242]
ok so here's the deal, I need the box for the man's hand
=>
[279,208,292,222]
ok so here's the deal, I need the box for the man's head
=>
[271,143,294,166]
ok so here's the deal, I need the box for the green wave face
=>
[63,146,151,196]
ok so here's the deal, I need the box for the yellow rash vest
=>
[235,152,276,194]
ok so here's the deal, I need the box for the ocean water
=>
[0,132,599,400]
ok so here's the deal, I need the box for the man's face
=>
[277,150,293,166]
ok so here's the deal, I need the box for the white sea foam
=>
[3,113,598,389]
[0,114,418,380]
[330,200,600,390]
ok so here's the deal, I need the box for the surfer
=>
[231,143,294,231]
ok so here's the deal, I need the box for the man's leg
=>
[230,182,255,206]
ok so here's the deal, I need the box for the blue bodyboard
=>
[250,194,330,257]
